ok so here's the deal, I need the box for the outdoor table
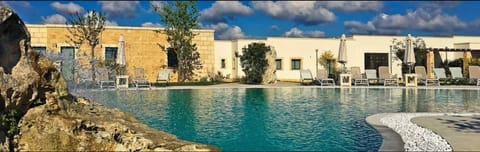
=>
[116,75,129,89]
[339,73,351,87]
[404,74,417,87]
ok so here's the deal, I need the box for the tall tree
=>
[66,10,106,80]
[153,0,202,82]
[240,43,271,84]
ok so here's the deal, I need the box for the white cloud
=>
[105,20,118,26]
[99,1,140,18]
[42,14,67,24]
[344,5,468,35]
[320,1,383,12]
[0,1,9,7]
[141,22,162,27]
[344,21,401,35]
[0,1,30,8]
[200,1,253,23]
[252,1,335,26]
[149,1,166,13]
[51,2,84,14]
[270,25,279,31]
[284,27,325,38]
[207,22,246,40]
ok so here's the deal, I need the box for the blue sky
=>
[2,1,480,39]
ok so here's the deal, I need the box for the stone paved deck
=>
[412,115,480,151]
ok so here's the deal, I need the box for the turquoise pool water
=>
[78,88,480,151]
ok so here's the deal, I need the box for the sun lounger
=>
[351,67,368,86]
[378,66,398,86]
[133,67,151,89]
[96,67,115,89]
[316,69,335,86]
[300,69,314,85]
[157,70,170,87]
[432,68,448,85]
[449,67,465,82]
[365,69,378,85]
[468,66,480,86]
[415,66,439,86]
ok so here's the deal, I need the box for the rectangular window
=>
[105,47,118,61]
[167,48,178,68]
[364,53,388,70]
[291,59,301,70]
[221,59,226,69]
[32,46,47,56]
[275,59,282,70]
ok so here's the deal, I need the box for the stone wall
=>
[26,24,215,83]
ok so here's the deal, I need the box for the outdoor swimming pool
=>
[78,88,480,151]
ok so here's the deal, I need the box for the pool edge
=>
[365,114,405,151]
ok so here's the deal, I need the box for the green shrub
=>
[0,109,18,138]
[239,43,272,84]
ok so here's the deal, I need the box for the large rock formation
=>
[0,6,219,151]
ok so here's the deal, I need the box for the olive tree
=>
[66,10,106,80]
[240,43,272,84]
[153,0,202,82]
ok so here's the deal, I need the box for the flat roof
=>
[25,24,214,32]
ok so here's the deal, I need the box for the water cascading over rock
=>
[0,6,218,151]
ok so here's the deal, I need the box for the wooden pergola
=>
[425,48,480,78]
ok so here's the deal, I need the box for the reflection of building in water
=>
[402,88,418,112]
[462,90,480,112]
[417,89,436,112]
[339,88,352,104]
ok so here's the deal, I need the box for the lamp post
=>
[315,49,318,78]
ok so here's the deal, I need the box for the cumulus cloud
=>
[270,25,279,31]
[344,4,467,35]
[252,1,335,26]
[284,27,325,38]
[207,22,246,40]
[141,22,163,27]
[105,20,118,26]
[200,1,253,23]
[319,1,383,12]
[42,14,67,24]
[51,2,84,14]
[0,1,9,7]
[0,1,30,8]
[99,1,140,18]
[344,21,401,35]
[149,1,166,13]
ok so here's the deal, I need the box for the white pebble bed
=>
[379,113,479,152]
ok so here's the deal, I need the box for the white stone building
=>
[215,35,480,82]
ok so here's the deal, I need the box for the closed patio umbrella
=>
[404,34,416,73]
[117,35,126,74]
[338,34,347,73]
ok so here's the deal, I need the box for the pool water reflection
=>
[78,88,480,151]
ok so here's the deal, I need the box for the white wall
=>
[214,40,234,79]
[215,34,480,82]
